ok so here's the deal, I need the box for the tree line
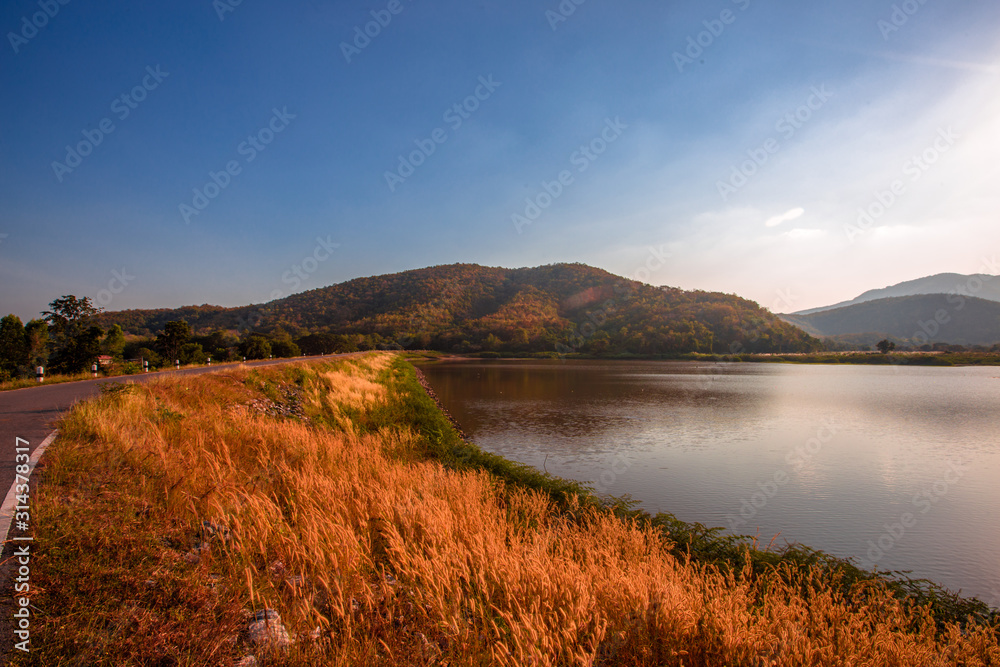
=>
[0,295,367,381]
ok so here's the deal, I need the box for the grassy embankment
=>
[11,352,999,666]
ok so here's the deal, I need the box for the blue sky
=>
[2,0,999,322]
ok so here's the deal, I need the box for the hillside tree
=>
[43,296,104,373]
[24,319,49,368]
[102,324,126,359]
[0,315,28,377]
[240,334,272,360]
[157,320,192,362]
[876,339,896,354]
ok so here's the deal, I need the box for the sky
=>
[1,0,999,323]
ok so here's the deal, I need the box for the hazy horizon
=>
[3,1,999,323]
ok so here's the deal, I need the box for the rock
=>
[202,519,232,543]
[252,609,281,622]
[247,609,292,649]
[184,541,211,564]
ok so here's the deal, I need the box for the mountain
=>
[98,263,822,355]
[779,294,1000,347]
[792,273,1000,315]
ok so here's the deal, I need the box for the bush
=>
[271,340,301,358]
[133,347,163,369]
[239,335,272,360]
[178,343,207,365]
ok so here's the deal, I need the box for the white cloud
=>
[765,207,805,227]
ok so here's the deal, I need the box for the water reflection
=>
[416,359,1000,604]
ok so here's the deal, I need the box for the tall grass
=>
[11,353,998,666]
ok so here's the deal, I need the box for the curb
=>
[0,429,57,544]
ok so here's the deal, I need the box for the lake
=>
[416,359,1000,606]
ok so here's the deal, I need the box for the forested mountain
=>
[97,263,822,355]
[779,294,1000,347]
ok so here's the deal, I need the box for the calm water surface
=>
[417,359,1000,605]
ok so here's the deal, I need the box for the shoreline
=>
[10,353,996,664]
[407,357,1000,621]
[410,365,473,443]
[415,350,1000,366]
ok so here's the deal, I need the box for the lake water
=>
[416,359,1000,606]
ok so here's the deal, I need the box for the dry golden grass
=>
[12,353,999,666]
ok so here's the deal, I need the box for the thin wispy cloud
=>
[868,51,1000,75]
[765,207,805,228]
[803,39,1000,75]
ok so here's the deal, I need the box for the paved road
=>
[0,356,345,517]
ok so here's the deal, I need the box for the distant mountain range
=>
[792,273,1000,315]
[98,263,822,355]
[779,273,1000,347]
